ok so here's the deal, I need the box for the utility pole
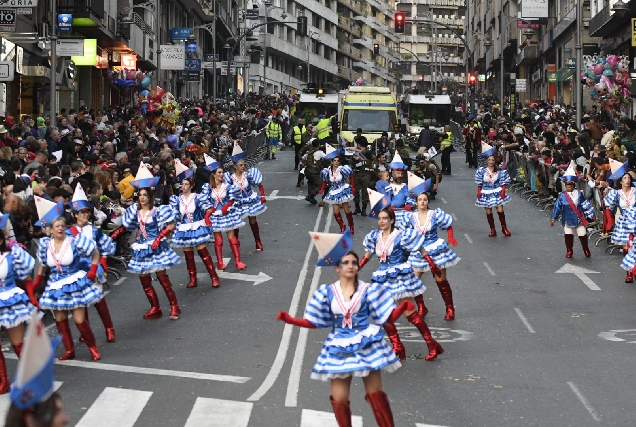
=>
[50,0,57,127]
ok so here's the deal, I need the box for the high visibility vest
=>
[316,118,330,140]
[440,131,453,148]
[293,126,303,145]
[266,121,281,138]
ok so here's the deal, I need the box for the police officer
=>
[440,124,453,175]
[315,114,333,144]
[351,130,373,216]
[292,119,305,171]
[301,138,325,205]
[265,117,283,160]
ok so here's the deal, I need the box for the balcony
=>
[516,44,540,67]
[587,4,633,38]
[352,37,374,50]
[264,34,338,75]
[58,0,103,20]
[338,64,358,81]
[338,0,363,15]
[338,16,361,36]
[338,41,362,60]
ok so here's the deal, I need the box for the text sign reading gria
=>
[0,0,37,6]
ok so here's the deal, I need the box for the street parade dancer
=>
[475,143,512,237]
[358,203,444,362]
[400,173,460,321]
[202,156,247,271]
[224,142,267,251]
[318,144,355,234]
[33,196,103,361]
[551,162,595,258]
[169,159,221,288]
[110,163,181,320]
[604,159,636,282]
[0,215,37,393]
[276,229,410,427]
[68,184,117,343]
[375,152,414,226]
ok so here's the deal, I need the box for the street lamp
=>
[192,21,216,104]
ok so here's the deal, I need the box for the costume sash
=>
[564,192,588,226]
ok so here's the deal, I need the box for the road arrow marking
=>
[217,271,272,285]
[556,263,601,290]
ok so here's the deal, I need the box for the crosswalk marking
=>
[75,387,152,427]
[300,409,363,427]
[184,397,253,427]
[415,424,451,427]
[0,381,63,422]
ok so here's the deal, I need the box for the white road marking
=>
[556,263,601,290]
[3,354,250,383]
[300,409,363,427]
[415,424,452,427]
[464,233,473,244]
[247,208,325,402]
[567,381,602,422]
[200,270,272,285]
[285,213,333,407]
[76,387,152,427]
[268,195,306,200]
[440,197,448,204]
[0,381,62,422]
[184,397,253,427]
[451,213,458,221]
[270,190,279,197]
[514,308,536,333]
[112,277,126,286]
[483,262,496,276]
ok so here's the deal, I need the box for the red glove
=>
[317,181,326,195]
[447,226,458,246]
[100,257,108,274]
[550,220,555,227]
[424,254,442,278]
[221,200,234,216]
[350,178,356,196]
[404,204,412,211]
[24,277,39,308]
[152,227,172,250]
[276,310,317,328]
[259,184,266,204]
[387,300,415,323]
[204,209,215,226]
[477,186,482,199]
[86,263,99,280]
[109,226,126,240]
[358,256,370,270]
[500,184,506,199]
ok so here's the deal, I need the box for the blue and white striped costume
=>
[0,245,37,328]
[169,192,214,246]
[320,165,354,204]
[67,225,116,286]
[38,234,103,311]
[363,228,427,300]
[201,183,246,232]
[400,209,460,271]
[607,189,636,244]
[122,204,180,274]
[377,181,414,225]
[551,190,595,227]
[304,280,401,380]
[474,167,511,208]
[223,169,267,218]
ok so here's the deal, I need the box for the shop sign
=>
[57,13,72,33]
[169,27,191,40]
[547,71,559,82]
[632,18,636,47]
[161,44,185,70]
[0,0,37,6]
[565,57,576,69]
[0,10,16,32]
[521,0,549,19]
[531,69,541,83]
[0,61,14,81]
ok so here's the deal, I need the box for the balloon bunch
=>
[581,55,631,110]
[350,77,367,86]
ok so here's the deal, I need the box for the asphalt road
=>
[4,149,636,426]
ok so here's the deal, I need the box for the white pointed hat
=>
[561,161,579,183]
[388,151,408,170]
[131,162,159,189]
[34,196,65,227]
[367,188,391,218]
[407,171,432,196]
[174,159,193,182]
[480,142,496,158]
[204,153,221,172]
[51,150,63,162]
[308,229,353,266]
[230,141,247,162]
[9,311,61,410]
[323,143,340,161]
[70,184,91,211]
[609,158,629,180]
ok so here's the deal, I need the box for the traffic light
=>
[297,16,308,37]
[373,43,380,55]
[468,73,477,89]
[395,12,405,33]
[419,75,423,82]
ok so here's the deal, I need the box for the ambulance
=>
[404,93,452,136]
[337,86,399,145]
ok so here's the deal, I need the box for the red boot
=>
[436,280,455,321]
[413,294,428,318]
[565,234,574,258]
[214,234,227,270]
[12,343,22,358]
[486,212,497,237]
[184,250,198,288]
[157,274,181,320]
[250,221,263,251]
[625,249,633,282]
[0,351,8,394]
[94,298,116,342]
[406,312,444,361]
[140,275,162,319]
[345,211,355,234]
[365,391,395,427]
[334,212,346,233]
[198,247,221,288]
[579,235,591,258]
[56,318,76,360]
[76,320,101,361]
[330,396,352,427]
[498,211,511,237]
[229,236,247,270]
[383,323,406,360]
